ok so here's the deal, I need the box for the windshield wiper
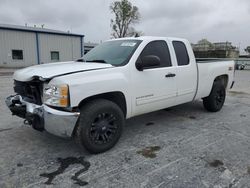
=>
[86,59,108,64]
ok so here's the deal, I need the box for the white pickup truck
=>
[6,36,235,153]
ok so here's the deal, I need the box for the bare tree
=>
[110,0,140,38]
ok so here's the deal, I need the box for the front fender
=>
[49,68,131,117]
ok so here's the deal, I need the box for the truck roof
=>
[108,36,187,42]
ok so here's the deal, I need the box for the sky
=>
[0,0,249,53]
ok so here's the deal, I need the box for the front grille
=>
[14,80,43,105]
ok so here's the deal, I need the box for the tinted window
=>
[51,51,59,61]
[173,41,189,66]
[12,50,23,60]
[83,40,141,66]
[140,41,172,68]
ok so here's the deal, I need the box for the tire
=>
[240,65,245,70]
[75,99,124,154]
[203,82,226,112]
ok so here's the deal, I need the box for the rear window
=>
[173,41,189,66]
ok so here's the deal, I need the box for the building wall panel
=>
[38,34,81,64]
[0,30,37,67]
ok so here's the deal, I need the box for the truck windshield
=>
[82,40,142,66]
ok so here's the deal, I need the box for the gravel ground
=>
[0,69,250,188]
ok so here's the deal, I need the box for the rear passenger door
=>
[131,40,177,116]
[172,41,197,104]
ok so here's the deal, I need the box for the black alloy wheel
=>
[89,112,118,145]
[75,99,124,154]
[203,82,226,112]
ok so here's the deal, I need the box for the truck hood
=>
[13,61,113,82]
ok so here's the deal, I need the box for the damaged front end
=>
[6,79,79,138]
[7,78,44,131]
[6,94,44,131]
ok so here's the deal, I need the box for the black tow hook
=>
[23,115,44,131]
[25,113,35,126]
[24,119,31,125]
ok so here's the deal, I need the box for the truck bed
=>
[196,58,234,63]
[195,60,235,100]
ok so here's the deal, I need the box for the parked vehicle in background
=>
[235,57,250,70]
[6,36,235,153]
[236,62,246,70]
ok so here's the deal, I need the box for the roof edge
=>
[0,26,84,37]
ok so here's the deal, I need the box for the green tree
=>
[245,46,250,55]
[110,0,140,38]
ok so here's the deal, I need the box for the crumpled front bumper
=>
[5,95,79,138]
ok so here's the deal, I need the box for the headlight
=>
[43,84,69,107]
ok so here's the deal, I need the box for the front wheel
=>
[203,82,226,112]
[75,99,124,154]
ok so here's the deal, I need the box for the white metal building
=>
[0,24,84,68]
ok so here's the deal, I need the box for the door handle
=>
[165,73,176,78]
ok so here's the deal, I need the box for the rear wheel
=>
[75,99,124,154]
[203,82,226,112]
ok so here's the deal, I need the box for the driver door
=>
[131,40,177,116]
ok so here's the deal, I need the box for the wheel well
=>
[78,91,127,117]
[214,75,228,88]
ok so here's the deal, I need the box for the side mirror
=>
[136,55,161,71]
